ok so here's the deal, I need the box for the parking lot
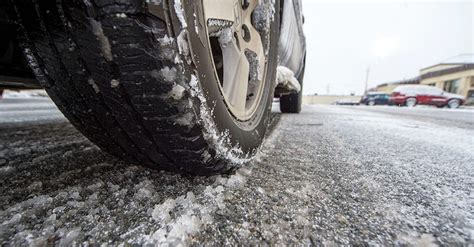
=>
[0,98,472,245]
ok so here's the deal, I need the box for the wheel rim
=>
[449,100,459,108]
[406,98,416,107]
[369,101,375,106]
[202,0,272,121]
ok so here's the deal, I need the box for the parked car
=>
[0,0,306,175]
[390,85,465,108]
[360,92,391,106]
[335,99,360,106]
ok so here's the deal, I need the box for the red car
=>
[390,85,465,108]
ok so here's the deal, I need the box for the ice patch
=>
[144,192,202,245]
[89,19,113,62]
[107,182,120,193]
[142,172,249,245]
[159,67,178,83]
[23,48,48,85]
[27,181,43,191]
[87,78,100,93]
[3,213,22,225]
[133,180,155,199]
[86,181,104,191]
[116,13,127,18]
[158,35,174,45]
[177,30,190,64]
[225,173,246,189]
[188,74,252,165]
[193,12,199,34]
[135,187,154,199]
[174,0,187,28]
[146,0,162,4]
[245,50,263,83]
[169,84,185,100]
[175,112,194,126]
[0,166,15,176]
[215,28,233,46]
[110,79,120,88]
[286,183,315,199]
[2,90,48,99]
[396,233,438,246]
[252,0,276,55]
[157,35,179,63]
[59,228,81,246]
[257,187,266,194]
[152,198,176,223]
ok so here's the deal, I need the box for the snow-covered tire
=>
[7,0,280,175]
[280,58,305,113]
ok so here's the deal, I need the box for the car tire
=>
[8,0,281,175]
[405,97,417,107]
[280,59,305,113]
[447,99,461,109]
[368,100,375,106]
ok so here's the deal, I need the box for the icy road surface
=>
[0,100,473,245]
[0,98,64,125]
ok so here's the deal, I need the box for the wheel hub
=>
[203,0,271,121]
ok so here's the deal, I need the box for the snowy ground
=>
[0,100,473,245]
[0,98,64,125]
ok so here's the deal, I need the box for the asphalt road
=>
[0,99,473,245]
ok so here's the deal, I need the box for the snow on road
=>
[0,98,64,124]
[0,102,473,245]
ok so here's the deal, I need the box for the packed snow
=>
[276,66,301,92]
[1,90,47,99]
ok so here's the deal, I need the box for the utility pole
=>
[364,67,370,94]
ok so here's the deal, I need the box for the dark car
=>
[360,92,391,106]
[390,85,465,108]
[0,0,306,175]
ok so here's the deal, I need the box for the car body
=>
[390,85,465,108]
[278,0,306,85]
[360,92,391,106]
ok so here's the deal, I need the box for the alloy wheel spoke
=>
[202,0,240,23]
[222,39,250,113]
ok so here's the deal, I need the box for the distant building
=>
[370,54,474,104]
[419,54,474,103]
[369,77,420,93]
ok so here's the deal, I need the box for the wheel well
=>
[0,10,39,89]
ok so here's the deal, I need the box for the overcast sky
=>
[301,0,473,95]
